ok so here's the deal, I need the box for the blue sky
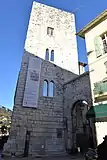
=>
[0,0,106,109]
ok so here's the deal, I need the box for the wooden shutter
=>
[23,57,42,108]
[94,36,103,57]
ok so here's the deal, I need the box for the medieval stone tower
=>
[25,1,79,74]
[3,2,86,156]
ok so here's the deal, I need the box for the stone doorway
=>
[71,100,91,153]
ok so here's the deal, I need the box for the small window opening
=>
[47,27,54,36]
[101,33,107,54]
[43,80,48,96]
[49,81,54,97]
[50,50,54,62]
[45,49,49,60]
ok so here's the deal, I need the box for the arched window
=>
[45,49,49,60]
[50,50,54,62]
[43,80,48,96]
[49,81,54,97]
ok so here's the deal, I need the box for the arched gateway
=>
[71,100,94,152]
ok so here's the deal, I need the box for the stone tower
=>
[25,2,79,74]
[3,2,81,156]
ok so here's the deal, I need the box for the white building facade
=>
[78,10,107,145]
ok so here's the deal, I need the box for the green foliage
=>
[0,107,12,135]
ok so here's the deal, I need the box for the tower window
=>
[43,80,54,97]
[45,49,49,60]
[50,50,54,62]
[49,81,54,97]
[47,27,54,36]
[43,80,48,96]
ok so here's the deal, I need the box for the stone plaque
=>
[23,57,42,108]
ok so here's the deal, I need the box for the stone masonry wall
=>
[25,2,79,74]
[63,72,92,150]
[4,51,77,156]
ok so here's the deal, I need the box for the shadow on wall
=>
[69,100,97,155]
[0,136,9,151]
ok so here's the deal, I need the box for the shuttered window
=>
[94,36,103,58]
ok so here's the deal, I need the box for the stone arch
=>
[71,99,91,153]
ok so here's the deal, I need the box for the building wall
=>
[84,17,107,146]
[25,2,79,74]
[95,121,107,145]
[3,51,77,156]
[63,72,92,149]
[3,51,92,156]
[85,18,107,105]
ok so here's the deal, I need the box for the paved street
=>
[0,148,85,160]
[2,155,85,160]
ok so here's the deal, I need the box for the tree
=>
[0,106,12,135]
[1,125,7,134]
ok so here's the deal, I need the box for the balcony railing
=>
[93,81,107,95]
